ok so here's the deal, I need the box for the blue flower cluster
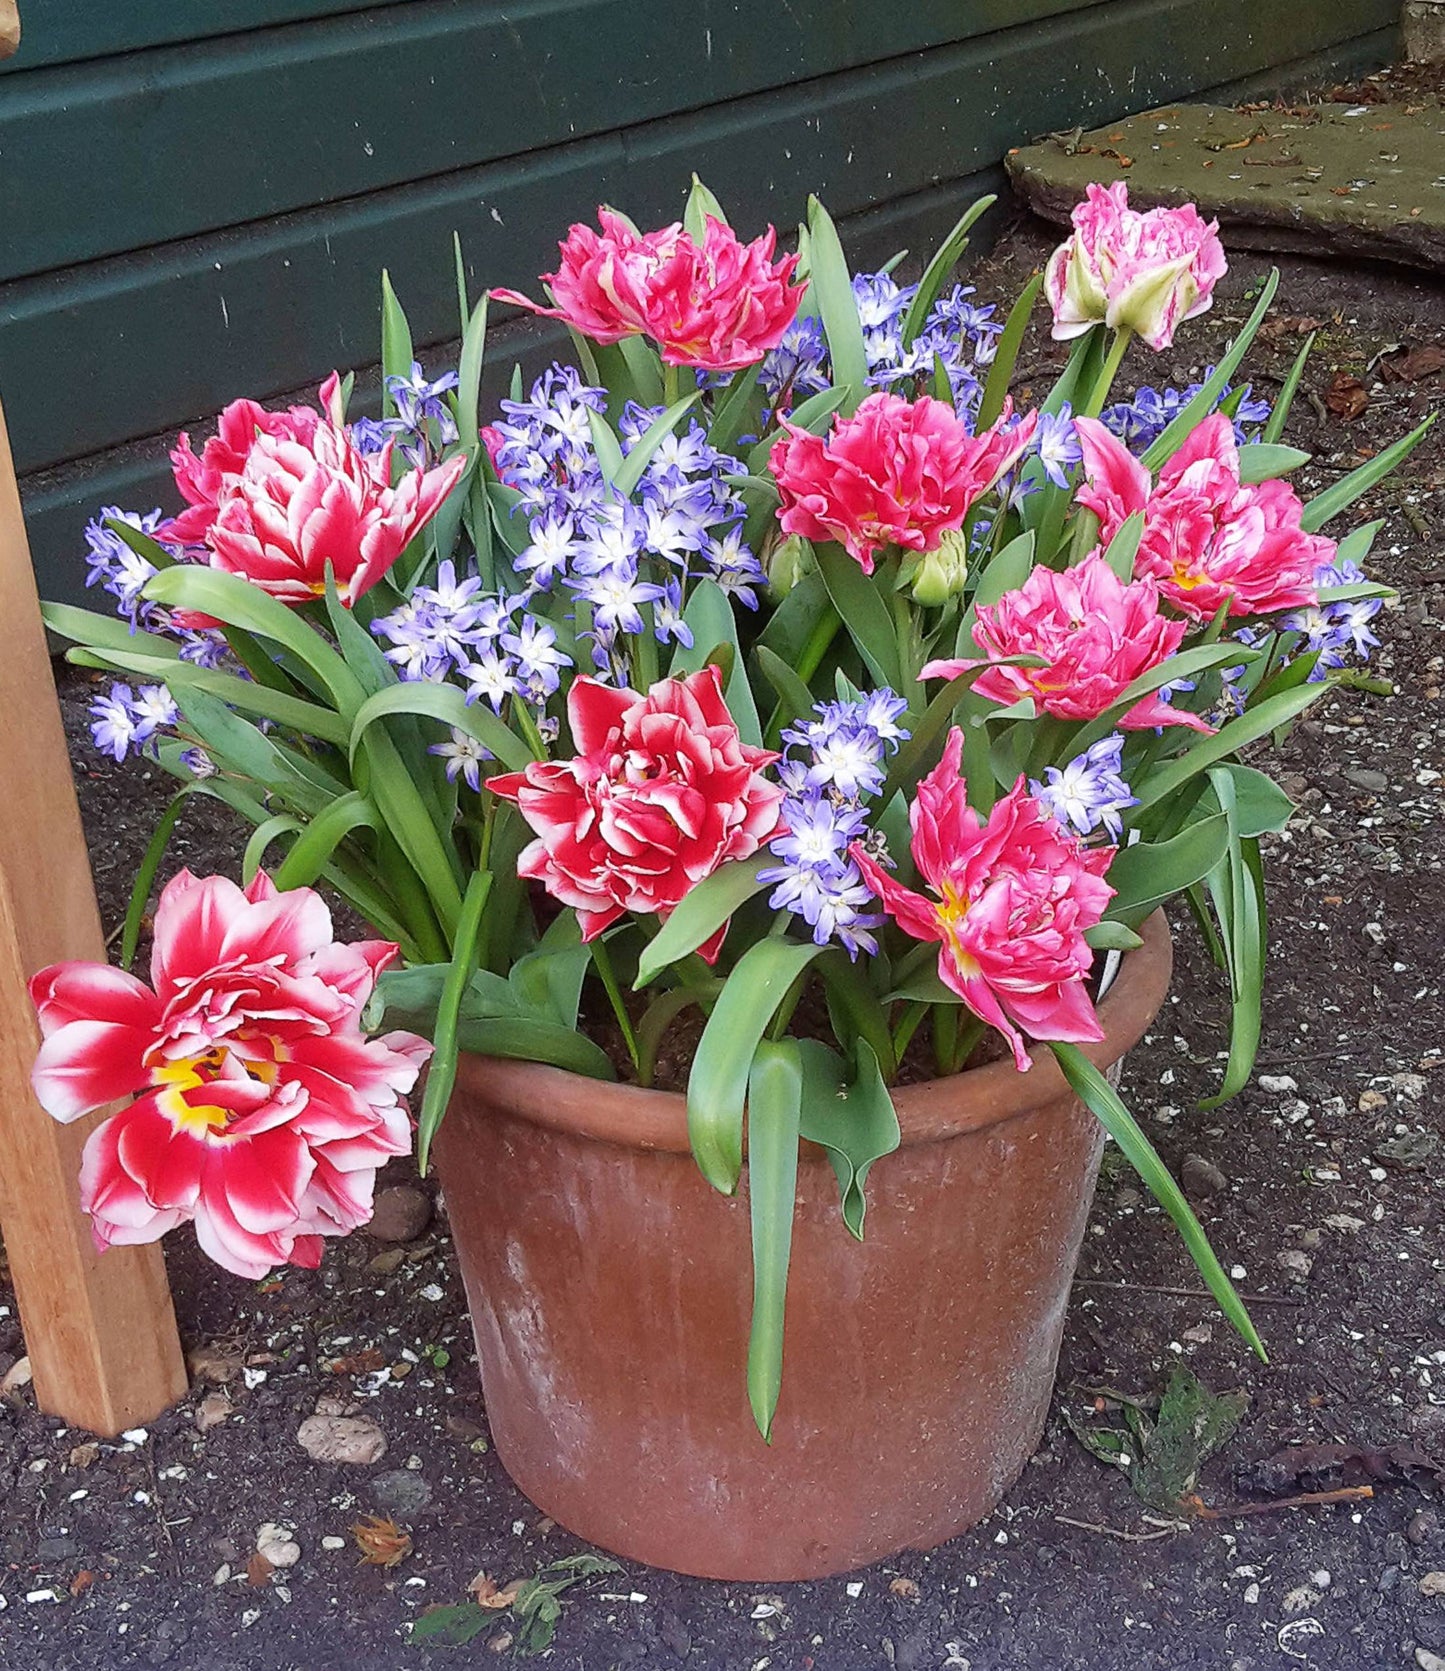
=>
[1030,734,1136,842]
[760,273,1004,421]
[1101,373,1271,454]
[372,560,571,710]
[352,361,460,466]
[479,364,762,683]
[1283,553,1383,681]
[89,682,179,763]
[758,690,909,959]
[82,507,229,761]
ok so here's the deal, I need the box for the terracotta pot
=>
[435,912,1172,1581]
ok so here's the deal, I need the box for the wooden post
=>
[0,399,187,1433]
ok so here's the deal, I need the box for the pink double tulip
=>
[487,667,783,955]
[851,730,1114,1072]
[494,210,804,371]
[166,374,338,545]
[771,394,1037,575]
[922,552,1210,733]
[201,420,464,609]
[29,871,429,1279]
[1074,413,1325,619]
[1045,183,1226,351]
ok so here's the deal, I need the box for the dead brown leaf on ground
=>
[468,1571,522,1609]
[1325,371,1369,420]
[1237,1440,1444,1497]
[1380,344,1445,384]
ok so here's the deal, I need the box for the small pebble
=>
[1277,1249,1313,1280]
[321,1536,346,1551]
[1409,1510,1440,1547]
[1422,1572,1445,1598]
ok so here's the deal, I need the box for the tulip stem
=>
[1081,327,1133,420]
[591,934,641,1075]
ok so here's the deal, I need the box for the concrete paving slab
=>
[1006,101,1445,269]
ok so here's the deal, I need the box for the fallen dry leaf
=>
[352,1514,413,1568]
[1259,315,1326,340]
[468,1570,522,1609]
[246,1551,276,1588]
[296,1413,387,1465]
[69,1571,95,1598]
[195,1392,232,1434]
[889,1577,921,1601]
[1237,1440,1443,1497]
[325,1348,386,1377]
[0,1355,33,1396]
[1380,344,1445,384]
[67,1442,99,1470]
[1325,371,1369,421]
[186,1343,244,1384]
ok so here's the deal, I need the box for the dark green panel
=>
[0,0,414,71]
[0,0,1101,282]
[0,0,1400,477]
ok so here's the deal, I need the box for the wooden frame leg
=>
[0,399,186,1434]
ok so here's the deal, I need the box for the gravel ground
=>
[2,108,1444,1671]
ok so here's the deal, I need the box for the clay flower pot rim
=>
[453,909,1172,1155]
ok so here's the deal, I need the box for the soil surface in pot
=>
[4,60,1445,1671]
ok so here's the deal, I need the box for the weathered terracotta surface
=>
[436,913,1172,1580]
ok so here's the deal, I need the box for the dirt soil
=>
[4,109,1445,1671]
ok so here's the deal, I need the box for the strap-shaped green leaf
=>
[1101,511,1144,580]
[814,540,903,693]
[1102,812,1231,928]
[684,173,730,239]
[380,269,415,420]
[746,1039,804,1440]
[634,855,769,988]
[242,814,303,883]
[42,601,182,660]
[977,273,1042,430]
[349,682,533,772]
[274,792,378,891]
[613,393,702,498]
[1199,770,1266,1108]
[797,1038,900,1240]
[453,1014,617,1080]
[1050,1041,1264,1359]
[1301,413,1434,533]
[1261,329,1315,444]
[1235,444,1311,483]
[686,938,824,1194]
[899,194,996,348]
[586,408,627,484]
[144,568,365,717]
[1141,269,1280,470]
[67,645,350,747]
[120,791,191,970]
[670,578,763,745]
[416,868,493,1172]
[804,196,868,412]
[1132,682,1324,812]
[707,361,764,456]
[755,644,817,733]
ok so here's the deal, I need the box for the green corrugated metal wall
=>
[0,0,1397,600]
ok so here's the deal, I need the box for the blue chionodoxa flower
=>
[1030,733,1138,842]
[758,691,910,958]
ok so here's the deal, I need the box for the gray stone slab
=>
[1006,101,1445,270]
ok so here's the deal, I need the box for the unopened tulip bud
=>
[908,528,970,607]
[767,532,816,600]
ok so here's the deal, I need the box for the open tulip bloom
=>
[43,179,1428,1434]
